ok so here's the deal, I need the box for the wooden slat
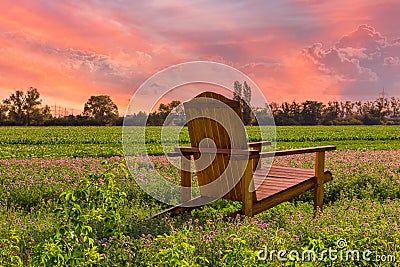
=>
[253,166,315,180]
[216,102,237,200]
[253,179,315,213]
[254,171,314,180]
[257,177,312,186]
[194,102,213,190]
[221,98,245,201]
[256,180,310,191]
[257,179,310,187]
[176,147,259,156]
[260,146,336,158]
[268,165,316,173]
[205,101,226,198]
[255,166,315,175]
[201,101,215,192]
[248,141,272,147]
[254,171,332,202]
[218,97,236,200]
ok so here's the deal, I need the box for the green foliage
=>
[2,87,50,126]
[0,125,400,159]
[0,126,399,265]
[83,95,119,125]
[0,230,23,267]
[32,161,128,266]
[154,230,209,266]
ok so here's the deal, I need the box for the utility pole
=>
[379,87,386,107]
[379,87,386,99]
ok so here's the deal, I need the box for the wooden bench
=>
[155,91,336,217]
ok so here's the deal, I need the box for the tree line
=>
[0,88,120,126]
[129,81,400,126]
[266,97,400,126]
[1,86,399,126]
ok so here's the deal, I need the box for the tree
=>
[253,105,274,126]
[124,111,148,126]
[147,101,181,126]
[24,87,42,125]
[390,97,399,118]
[32,105,52,125]
[289,101,302,123]
[83,95,119,125]
[233,81,242,103]
[0,102,8,125]
[300,100,324,125]
[4,90,25,125]
[242,81,253,125]
[233,81,253,125]
[322,101,340,125]
[3,87,43,125]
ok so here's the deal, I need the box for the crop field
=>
[0,125,400,158]
[0,126,399,266]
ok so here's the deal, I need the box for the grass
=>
[0,126,399,266]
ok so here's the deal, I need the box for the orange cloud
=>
[0,0,399,115]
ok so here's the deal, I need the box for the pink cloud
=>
[336,25,387,51]
[0,0,399,113]
[384,57,400,66]
[302,24,400,99]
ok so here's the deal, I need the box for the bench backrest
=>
[183,91,248,201]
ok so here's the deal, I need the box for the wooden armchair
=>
[155,92,335,217]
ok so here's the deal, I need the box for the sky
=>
[1,0,399,115]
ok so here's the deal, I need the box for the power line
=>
[51,104,77,118]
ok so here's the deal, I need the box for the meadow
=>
[0,126,399,266]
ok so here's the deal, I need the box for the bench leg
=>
[242,159,254,216]
[181,155,192,203]
[314,151,325,212]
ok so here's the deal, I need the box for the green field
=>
[0,125,399,158]
[0,126,399,266]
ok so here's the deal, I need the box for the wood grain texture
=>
[158,91,336,218]
[314,151,325,211]
[260,146,336,158]
[181,154,192,203]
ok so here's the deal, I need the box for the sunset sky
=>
[1,0,399,115]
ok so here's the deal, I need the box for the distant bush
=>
[333,117,363,125]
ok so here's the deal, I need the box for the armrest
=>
[167,147,260,158]
[260,146,336,158]
[248,141,271,147]
[167,151,185,157]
